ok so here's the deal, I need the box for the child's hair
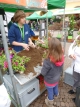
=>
[14,10,26,23]
[75,36,80,47]
[48,37,63,62]
[77,36,80,40]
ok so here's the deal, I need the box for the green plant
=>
[0,48,31,74]
[0,54,6,68]
[37,39,49,49]
[12,55,31,73]
[68,15,75,36]
[42,51,47,58]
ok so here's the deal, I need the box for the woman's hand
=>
[69,54,76,60]
[29,42,36,48]
[21,43,29,51]
[12,41,29,51]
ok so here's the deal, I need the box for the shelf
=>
[14,72,41,85]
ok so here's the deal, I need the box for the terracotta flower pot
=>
[67,39,74,43]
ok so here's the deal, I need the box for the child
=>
[68,36,80,102]
[41,37,64,106]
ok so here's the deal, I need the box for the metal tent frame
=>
[0,0,66,107]
[0,7,47,107]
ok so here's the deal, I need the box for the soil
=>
[18,47,46,75]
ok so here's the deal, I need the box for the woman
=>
[68,20,80,102]
[8,10,35,52]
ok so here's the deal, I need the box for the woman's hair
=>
[14,10,26,23]
[48,37,63,62]
[11,17,14,22]
[77,20,80,28]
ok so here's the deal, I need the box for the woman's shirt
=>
[73,46,80,73]
[8,23,35,52]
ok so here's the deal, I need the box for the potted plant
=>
[68,15,75,42]
[67,35,74,43]
[12,55,30,74]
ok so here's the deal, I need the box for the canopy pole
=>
[0,15,20,107]
[62,8,66,54]
[46,10,48,39]
[62,8,66,76]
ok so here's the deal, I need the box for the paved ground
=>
[29,83,76,107]
[2,42,77,107]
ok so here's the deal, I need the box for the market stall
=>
[26,10,53,19]
[26,12,41,20]
[0,0,66,107]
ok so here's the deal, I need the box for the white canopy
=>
[53,8,80,15]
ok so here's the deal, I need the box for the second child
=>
[41,37,64,106]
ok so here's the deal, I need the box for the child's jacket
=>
[41,57,64,84]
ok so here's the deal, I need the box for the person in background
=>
[28,20,32,28]
[8,17,14,30]
[8,10,35,52]
[68,20,80,102]
[41,37,64,106]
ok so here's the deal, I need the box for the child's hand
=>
[69,54,76,60]
[41,62,43,66]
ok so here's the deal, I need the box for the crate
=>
[3,74,40,107]
[64,67,74,86]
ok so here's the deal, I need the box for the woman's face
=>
[19,17,26,25]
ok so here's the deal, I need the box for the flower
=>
[4,61,8,70]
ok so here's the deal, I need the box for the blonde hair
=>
[14,10,26,23]
[48,37,63,62]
